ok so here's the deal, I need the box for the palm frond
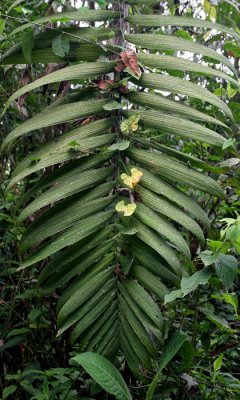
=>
[1,7,235,378]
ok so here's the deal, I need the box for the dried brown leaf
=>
[120,50,141,78]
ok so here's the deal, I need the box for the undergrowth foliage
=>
[1,0,239,388]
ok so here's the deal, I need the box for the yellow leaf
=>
[131,168,143,186]
[121,168,143,189]
[209,6,217,22]
[129,114,140,132]
[121,173,134,188]
[120,114,140,135]
[115,200,136,216]
[204,0,211,13]
[130,121,138,132]
[203,30,211,42]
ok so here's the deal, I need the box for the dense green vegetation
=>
[0,0,239,399]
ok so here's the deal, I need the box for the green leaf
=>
[227,82,237,99]
[21,29,34,63]
[71,353,132,400]
[7,0,25,12]
[126,34,237,77]
[127,148,224,197]
[222,138,236,150]
[6,328,30,337]
[13,133,114,188]
[137,54,240,90]
[21,196,114,252]
[19,165,114,221]
[168,0,176,14]
[198,307,232,331]
[120,315,152,369]
[119,295,158,358]
[132,218,182,276]
[165,268,212,303]
[127,15,240,41]
[146,332,190,400]
[164,289,184,304]
[28,308,42,322]
[64,278,116,339]
[76,302,117,352]
[221,293,238,316]
[126,108,225,146]
[136,138,224,174]
[131,264,169,302]
[126,91,227,127]
[175,29,193,41]
[204,0,211,14]
[132,241,180,286]
[2,385,17,399]
[119,282,162,352]
[199,250,220,266]
[52,34,70,58]
[181,268,212,295]
[2,98,109,151]
[221,218,240,242]
[0,19,5,35]
[123,280,163,329]
[68,140,80,148]
[0,336,25,352]
[215,254,239,289]
[224,41,240,57]
[136,73,233,120]
[219,157,240,168]
[39,225,113,285]
[220,0,239,12]
[138,168,210,228]
[103,101,123,111]
[178,340,194,368]
[108,141,130,151]
[200,250,239,289]
[8,118,114,188]
[138,185,204,242]
[213,87,227,97]
[10,10,120,36]
[42,244,113,293]
[2,42,106,64]
[19,210,114,269]
[0,62,114,119]
[98,0,108,7]
[57,262,115,328]
[135,203,191,259]
[16,152,111,207]
[214,353,223,373]
[72,305,118,350]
